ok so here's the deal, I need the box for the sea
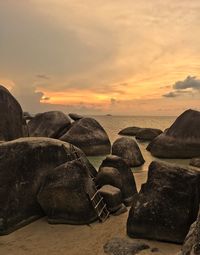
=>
[87,115,190,183]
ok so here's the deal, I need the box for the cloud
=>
[173,76,200,90]
[163,91,179,98]
[36,74,50,80]
[163,76,200,98]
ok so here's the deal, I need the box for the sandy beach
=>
[0,172,181,255]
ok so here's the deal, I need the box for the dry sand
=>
[0,172,181,255]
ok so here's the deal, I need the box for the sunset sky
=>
[0,0,200,115]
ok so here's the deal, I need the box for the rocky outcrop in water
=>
[37,159,98,225]
[28,111,71,139]
[147,109,200,158]
[68,113,84,121]
[0,137,86,235]
[0,85,23,141]
[112,137,145,167]
[98,155,137,206]
[127,161,200,243]
[118,127,141,136]
[60,117,111,156]
[135,128,162,141]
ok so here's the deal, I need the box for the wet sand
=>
[0,172,181,255]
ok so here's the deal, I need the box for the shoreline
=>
[0,172,181,255]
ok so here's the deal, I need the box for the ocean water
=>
[88,115,190,175]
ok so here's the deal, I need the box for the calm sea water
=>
[87,115,190,176]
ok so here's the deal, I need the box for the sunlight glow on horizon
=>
[0,0,200,115]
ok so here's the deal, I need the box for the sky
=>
[0,0,200,115]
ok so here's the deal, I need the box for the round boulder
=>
[112,137,145,167]
[37,159,98,225]
[135,128,162,141]
[147,109,200,158]
[118,127,141,136]
[60,117,111,156]
[28,111,71,139]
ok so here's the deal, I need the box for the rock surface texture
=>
[60,117,111,156]
[127,161,200,243]
[28,111,71,138]
[37,159,98,225]
[112,137,145,167]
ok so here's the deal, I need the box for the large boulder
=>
[135,128,162,141]
[127,161,200,243]
[180,209,200,255]
[118,127,141,136]
[28,111,71,139]
[190,158,200,168]
[112,137,145,167]
[147,109,200,158]
[37,159,98,225]
[60,117,111,156]
[0,85,23,141]
[0,137,89,235]
[99,155,137,205]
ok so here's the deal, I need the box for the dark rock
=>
[104,237,149,255]
[127,161,200,243]
[180,207,200,255]
[118,127,141,136]
[37,159,98,225]
[190,158,200,168]
[99,155,137,206]
[69,113,84,121]
[60,117,111,156]
[96,167,123,191]
[0,137,87,235]
[136,128,162,141]
[98,185,125,214]
[147,109,200,158]
[28,111,71,139]
[0,85,23,141]
[112,137,145,167]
